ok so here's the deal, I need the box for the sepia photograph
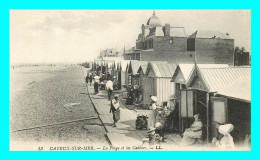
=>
[9,9,251,151]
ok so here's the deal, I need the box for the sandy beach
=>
[10,65,108,150]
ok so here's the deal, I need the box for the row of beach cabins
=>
[91,58,251,145]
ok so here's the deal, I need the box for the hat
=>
[148,126,156,133]
[150,96,158,102]
[114,94,119,98]
[218,124,234,135]
[155,122,162,128]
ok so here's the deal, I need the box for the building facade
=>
[123,11,235,65]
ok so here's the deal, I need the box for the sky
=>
[10,10,251,64]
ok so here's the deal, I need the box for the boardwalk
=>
[82,67,181,150]
[87,83,148,146]
[82,68,148,147]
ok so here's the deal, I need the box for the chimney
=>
[164,23,170,37]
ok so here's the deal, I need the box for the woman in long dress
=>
[180,114,203,146]
[147,96,158,129]
[110,94,120,127]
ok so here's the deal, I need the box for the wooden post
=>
[179,89,182,135]
[206,93,210,143]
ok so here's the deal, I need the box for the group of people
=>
[145,95,177,144]
[178,114,235,149]
[146,95,236,149]
[86,72,100,94]
[85,70,121,127]
[124,84,141,105]
[85,71,118,96]
[86,71,237,149]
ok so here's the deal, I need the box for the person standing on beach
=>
[94,75,100,94]
[106,78,113,99]
[110,94,121,127]
[89,73,93,86]
[85,73,89,85]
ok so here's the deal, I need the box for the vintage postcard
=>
[10,10,251,151]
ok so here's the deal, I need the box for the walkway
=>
[82,68,147,147]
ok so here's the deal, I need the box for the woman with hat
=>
[109,94,121,127]
[213,124,235,149]
[147,96,158,129]
[180,114,203,146]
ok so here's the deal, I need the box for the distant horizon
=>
[10,61,85,66]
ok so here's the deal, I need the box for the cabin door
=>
[179,89,197,134]
[210,97,228,140]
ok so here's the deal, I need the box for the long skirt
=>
[147,110,156,129]
[94,82,99,93]
[112,109,120,123]
[180,130,202,146]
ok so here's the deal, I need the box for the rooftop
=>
[147,62,177,78]
[189,30,232,39]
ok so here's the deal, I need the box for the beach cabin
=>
[127,61,148,86]
[106,61,114,74]
[171,64,195,100]
[114,61,120,85]
[175,64,229,137]
[214,75,251,145]
[119,60,130,86]
[178,65,251,144]
[144,62,177,105]
[125,60,137,85]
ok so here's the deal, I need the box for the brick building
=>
[123,11,235,65]
[187,30,234,65]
